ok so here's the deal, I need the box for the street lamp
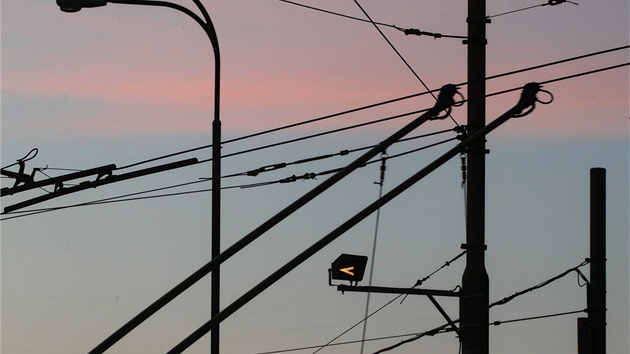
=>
[57,0,106,12]
[56,1,222,353]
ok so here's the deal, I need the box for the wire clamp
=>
[461,243,487,250]
[429,84,464,120]
[512,82,554,118]
[544,0,578,6]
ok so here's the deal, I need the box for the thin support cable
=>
[487,4,543,19]
[491,309,586,326]
[360,152,387,354]
[277,0,465,39]
[258,329,444,354]
[372,322,455,354]
[489,259,590,308]
[1,136,457,221]
[399,250,466,305]
[3,61,628,220]
[277,0,400,30]
[374,260,592,353]
[352,0,461,127]
[487,0,578,19]
[310,294,405,354]
[372,309,587,353]
[312,249,466,354]
[111,46,627,171]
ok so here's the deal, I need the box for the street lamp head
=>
[56,0,107,12]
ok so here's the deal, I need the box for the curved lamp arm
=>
[56,1,222,353]
[57,0,218,51]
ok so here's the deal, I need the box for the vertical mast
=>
[461,0,489,353]
[589,167,607,354]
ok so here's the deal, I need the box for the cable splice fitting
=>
[546,0,568,6]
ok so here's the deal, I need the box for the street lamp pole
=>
[56,1,221,352]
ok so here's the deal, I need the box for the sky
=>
[1,1,629,353]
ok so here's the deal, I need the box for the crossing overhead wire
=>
[3,60,628,220]
[115,90,440,171]
[360,152,388,354]
[277,0,400,30]
[211,60,629,168]
[373,321,455,353]
[374,260,592,353]
[487,0,578,19]
[0,135,457,220]
[373,309,587,353]
[0,179,211,221]
[491,309,586,326]
[482,45,629,83]
[0,148,38,170]
[257,329,451,354]
[201,107,437,164]
[353,0,461,127]
[489,259,590,308]
[399,250,466,304]
[276,0,466,39]
[225,128,455,179]
[311,250,467,353]
[237,137,457,189]
[111,45,628,172]
[484,62,628,101]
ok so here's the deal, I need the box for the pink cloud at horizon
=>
[3,0,627,141]
[5,67,626,140]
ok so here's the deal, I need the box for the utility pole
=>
[461,0,490,353]
[589,167,606,354]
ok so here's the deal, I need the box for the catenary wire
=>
[310,250,466,354]
[360,153,387,354]
[487,0,578,19]
[276,0,466,39]
[373,260,591,353]
[373,309,587,353]
[2,62,626,219]
[107,45,627,171]
[201,107,436,164]
[0,137,457,220]
[3,61,626,204]
[257,329,449,354]
[236,137,457,189]
[491,309,586,326]
[277,0,400,30]
[223,128,455,178]
[489,259,590,308]
[2,61,627,220]
[353,0,461,127]
[176,61,630,170]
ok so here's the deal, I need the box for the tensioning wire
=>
[3,61,627,220]
[112,45,628,171]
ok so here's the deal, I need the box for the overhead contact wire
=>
[3,61,627,220]
[112,45,627,171]
[353,0,461,127]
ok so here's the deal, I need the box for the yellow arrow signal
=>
[340,266,355,276]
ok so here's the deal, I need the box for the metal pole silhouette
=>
[86,84,458,354]
[461,0,490,352]
[56,1,221,352]
[589,167,606,354]
[168,83,546,353]
[577,317,590,354]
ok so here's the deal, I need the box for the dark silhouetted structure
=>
[461,0,490,353]
[589,167,607,354]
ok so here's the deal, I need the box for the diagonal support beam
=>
[427,294,460,336]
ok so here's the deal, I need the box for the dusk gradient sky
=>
[1,1,628,353]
